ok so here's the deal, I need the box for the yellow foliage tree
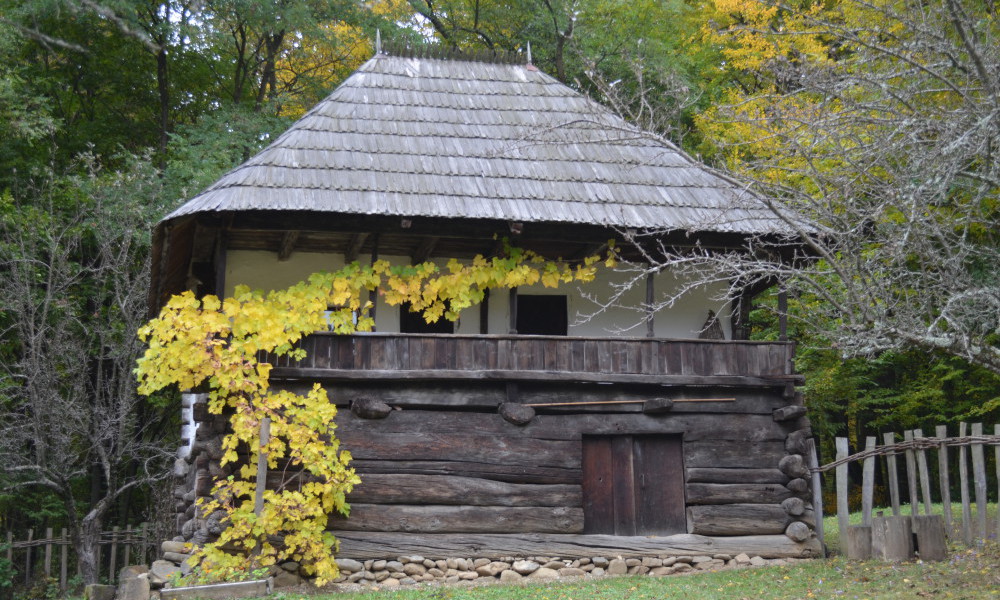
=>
[135,243,610,585]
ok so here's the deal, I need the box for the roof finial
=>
[376,29,382,54]
[526,41,533,65]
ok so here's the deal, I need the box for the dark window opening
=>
[399,302,454,334]
[516,295,567,335]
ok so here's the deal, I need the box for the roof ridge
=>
[380,40,526,65]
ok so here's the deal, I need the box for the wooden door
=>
[582,435,686,535]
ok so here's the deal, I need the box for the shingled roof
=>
[163,48,782,234]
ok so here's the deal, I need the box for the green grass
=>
[265,545,1000,600]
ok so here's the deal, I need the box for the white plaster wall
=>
[225,250,732,339]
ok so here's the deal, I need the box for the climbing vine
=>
[135,242,612,585]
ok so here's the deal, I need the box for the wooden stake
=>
[60,528,67,591]
[995,424,1000,540]
[903,430,919,516]
[935,425,952,533]
[971,423,988,541]
[884,432,901,516]
[959,422,972,544]
[836,437,850,548]
[25,528,32,585]
[44,527,53,579]
[254,417,271,517]
[109,526,119,583]
[862,436,876,526]
[914,429,933,515]
[806,438,825,553]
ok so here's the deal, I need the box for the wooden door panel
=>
[611,435,637,536]
[582,436,615,534]
[633,435,686,535]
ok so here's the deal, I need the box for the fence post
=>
[903,430,919,516]
[914,429,933,515]
[806,438,824,552]
[861,436,876,525]
[123,524,131,570]
[958,421,972,544]
[970,423,988,541]
[25,528,33,585]
[44,527,53,579]
[254,417,271,517]
[836,437,850,546]
[5,531,11,566]
[60,528,67,592]
[935,425,952,533]
[994,424,1000,539]
[883,432,901,516]
[109,526,119,583]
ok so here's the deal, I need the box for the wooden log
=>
[346,474,581,507]
[336,410,790,444]
[884,432,901,516]
[685,468,788,484]
[687,504,791,535]
[336,431,580,469]
[350,459,579,484]
[862,436,876,526]
[914,429,933,516]
[806,438,824,552]
[971,423,988,541]
[498,402,535,425]
[903,430,919,517]
[778,454,809,479]
[773,405,808,422]
[44,527,53,579]
[912,515,947,562]
[685,441,786,469]
[959,422,972,544]
[845,525,872,560]
[686,484,793,505]
[641,397,673,414]
[935,425,952,533]
[836,437,849,549]
[334,532,825,560]
[785,521,812,543]
[871,516,913,562]
[330,504,583,534]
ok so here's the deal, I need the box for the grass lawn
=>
[267,544,1000,600]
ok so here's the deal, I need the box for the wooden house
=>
[157,45,821,564]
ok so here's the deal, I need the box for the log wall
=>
[174,336,820,560]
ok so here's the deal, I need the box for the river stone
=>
[499,402,535,425]
[336,558,364,573]
[115,573,149,600]
[558,567,586,577]
[273,569,303,588]
[372,560,387,571]
[475,565,495,577]
[149,560,180,585]
[403,563,426,576]
[499,570,522,583]
[735,553,752,565]
[459,571,478,580]
[351,397,392,419]
[512,560,539,575]
[428,568,445,577]
[661,557,678,567]
[160,541,189,555]
[749,556,767,566]
[84,584,116,600]
[641,557,662,567]
[529,567,559,580]
[592,557,610,568]
[625,558,641,567]
[347,572,365,583]
[649,566,673,577]
[473,558,491,568]
[375,571,390,582]
[673,563,693,573]
[591,567,605,577]
[119,565,148,582]
[162,552,191,565]
[385,561,404,573]
[607,559,628,575]
[382,578,400,588]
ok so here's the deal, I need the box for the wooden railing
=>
[268,333,799,386]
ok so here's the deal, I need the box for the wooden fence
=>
[816,422,1000,557]
[2,524,158,590]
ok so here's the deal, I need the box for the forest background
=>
[0,0,997,589]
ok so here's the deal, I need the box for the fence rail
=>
[2,524,158,591]
[820,422,1000,559]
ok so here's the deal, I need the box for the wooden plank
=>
[347,474,581,507]
[611,436,637,536]
[862,436,876,526]
[335,410,790,443]
[687,504,791,535]
[914,429,933,515]
[686,468,788,484]
[836,437,849,547]
[971,422,988,541]
[959,421,972,544]
[44,527,52,579]
[330,504,584,534]
[686,483,793,505]
[884,432,901,516]
[912,515,947,562]
[935,425,952,533]
[582,436,615,534]
[109,526,118,583]
[60,528,67,591]
[334,532,824,560]
[903,430,919,517]
[872,516,913,562]
[995,424,1000,540]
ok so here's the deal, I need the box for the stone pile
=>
[326,553,806,589]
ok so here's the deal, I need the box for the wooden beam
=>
[345,233,370,263]
[271,367,803,387]
[508,287,518,334]
[645,270,655,338]
[412,236,440,264]
[479,289,490,334]
[277,230,299,261]
[333,532,824,560]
